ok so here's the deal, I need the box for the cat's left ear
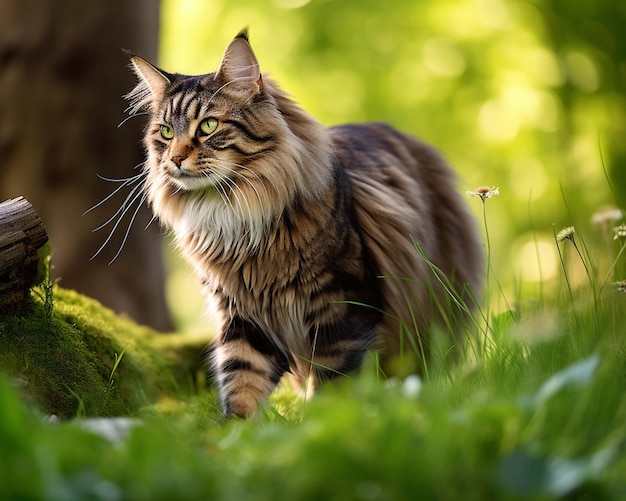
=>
[126,52,171,102]
[216,31,263,93]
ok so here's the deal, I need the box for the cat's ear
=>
[216,30,263,93]
[126,52,171,103]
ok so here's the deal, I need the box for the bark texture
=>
[0,197,48,313]
[0,0,172,329]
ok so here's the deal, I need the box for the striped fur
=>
[126,31,484,417]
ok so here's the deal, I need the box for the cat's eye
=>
[199,117,218,136]
[160,125,174,140]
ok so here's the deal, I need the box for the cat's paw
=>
[222,392,261,418]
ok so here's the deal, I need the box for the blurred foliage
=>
[157,0,625,308]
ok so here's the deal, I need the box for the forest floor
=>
[1,227,625,500]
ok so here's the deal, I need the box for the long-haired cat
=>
[125,30,484,417]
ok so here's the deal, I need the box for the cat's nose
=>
[171,155,187,168]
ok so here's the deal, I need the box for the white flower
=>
[614,280,626,293]
[591,205,623,226]
[556,226,575,243]
[613,225,626,241]
[466,186,499,201]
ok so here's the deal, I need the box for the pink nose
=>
[171,155,187,167]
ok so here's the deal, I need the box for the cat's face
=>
[147,75,278,193]
[130,36,280,195]
[125,31,332,240]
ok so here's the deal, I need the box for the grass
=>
[1,198,626,499]
[0,287,208,418]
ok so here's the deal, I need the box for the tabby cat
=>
[126,30,484,417]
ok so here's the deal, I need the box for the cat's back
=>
[330,122,452,185]
[329,122,484,353]
[329,121,468,255]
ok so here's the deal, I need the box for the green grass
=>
[1,210,626,499]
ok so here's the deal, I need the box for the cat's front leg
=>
[212,317,290,417]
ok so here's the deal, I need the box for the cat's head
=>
[125,30,332,235]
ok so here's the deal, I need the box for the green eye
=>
[160,125,174,140]
[199,117,218,136]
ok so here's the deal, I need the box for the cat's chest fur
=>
[167,174,370,355]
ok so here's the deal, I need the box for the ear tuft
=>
[235,27,250,43]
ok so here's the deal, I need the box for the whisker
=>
[118,111,149,128]
[96,171,145,184]
[206,76,257,107]
[196,156,269,233]
[107,193,147,265]
[203,167,241,213]
[227,177,255,227]
[83,172,145,216]
[92,182,144,232]
[208,172,238,216]
[222,176,258,244]
[90,187,145,261]
[207,81,238,105]
[218,161,266,217]
[144,214,158,231]
[222,177,249,221]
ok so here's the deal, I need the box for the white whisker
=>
[218,160,267,220]
[117,112,149,128]
[92,182,144,232]
[107,193,147,265]
[209,172,238,216]
[207,80,238,105]
[206,75,256,107]
[144,214,158,231]
[96,171,145,184]
[172,183,185,196]
[83,172,145,216]
[90,187,145,261]
[229,178,255,229]
[102,162,146,177]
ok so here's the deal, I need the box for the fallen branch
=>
[0,197,49,313]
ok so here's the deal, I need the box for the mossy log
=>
[0,198,212,417]
[0,197,48,313]
[0,287,212,418]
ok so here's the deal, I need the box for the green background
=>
[157,0,626,329]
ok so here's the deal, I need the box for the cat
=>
[125,30,484,417]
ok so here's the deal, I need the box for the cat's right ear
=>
[125,51,171,107]
[216,32,263,93]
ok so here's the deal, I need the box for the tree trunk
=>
[0,0,172,330]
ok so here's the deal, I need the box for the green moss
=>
[0,286,211,418]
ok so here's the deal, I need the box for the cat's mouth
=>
[168,167,224,192]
